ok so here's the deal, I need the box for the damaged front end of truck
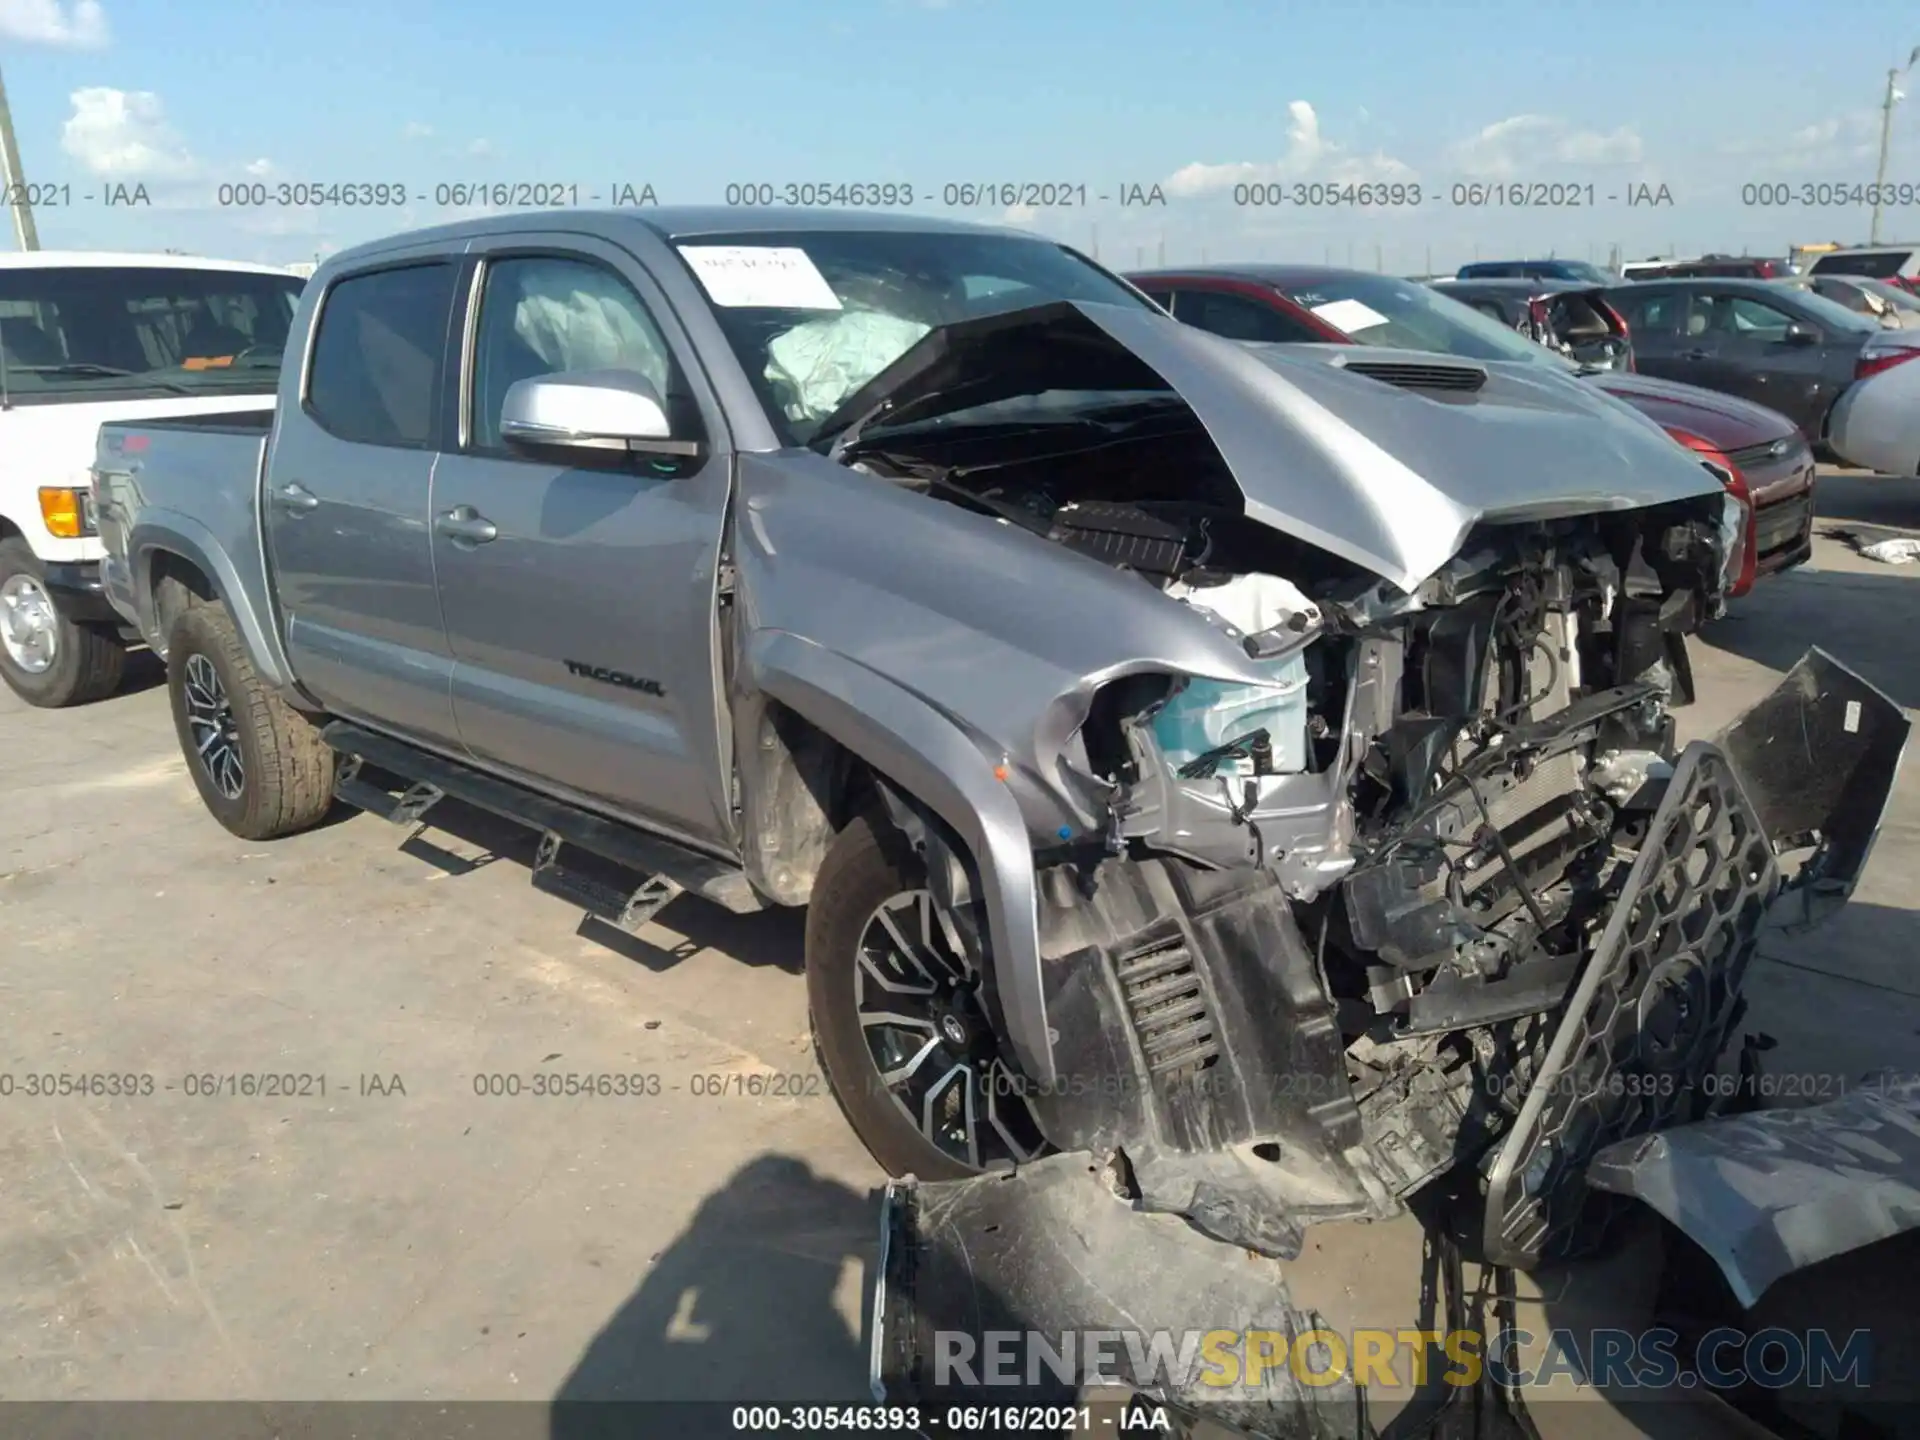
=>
[727,302,1910,1431]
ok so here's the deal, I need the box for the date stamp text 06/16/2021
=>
[0,1071,849,1101]
[44,175,1920,211]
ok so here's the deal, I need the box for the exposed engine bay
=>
[844,399,1766,1269]
[806,309,1910,1431]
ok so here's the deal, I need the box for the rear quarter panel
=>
[93,420,300,689]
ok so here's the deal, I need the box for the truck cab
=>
[0,252,305,706]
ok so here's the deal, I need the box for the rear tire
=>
[0,536,125,708]
[166,601,335,840]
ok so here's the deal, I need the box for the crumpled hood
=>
[814,301,1724,590]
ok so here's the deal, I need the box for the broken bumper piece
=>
[869,1154,1358,1438]
[1586,1072,1920,1309]
[1715,647,1909,933]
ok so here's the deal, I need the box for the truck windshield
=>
[0,266,305,401]
[669,229,1152,444]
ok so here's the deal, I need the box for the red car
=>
[1127,266,1815,594]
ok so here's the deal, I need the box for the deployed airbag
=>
[767,310,930,423]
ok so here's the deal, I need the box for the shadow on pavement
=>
[334,787,810,973]
[1810,473,1920,530]
[1709,567,1920,711]
[551,1154,877,1439]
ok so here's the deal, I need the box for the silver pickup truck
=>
[92,209,1911,1419]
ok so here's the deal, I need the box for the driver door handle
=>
[1679,348,1711,361]
[435,504,498,545]
[273,481,319,514]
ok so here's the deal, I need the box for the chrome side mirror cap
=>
[500,370,700,459]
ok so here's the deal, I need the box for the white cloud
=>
[402,121,434,140]
[467,138,495,158]
[61,88,197,178]
[1729,110,1882,173]
[0,0,108,46]
[1444,114,1643,179]
[1001,203,1038,227]
[244,157,273,177]
[1163,100,1414,197]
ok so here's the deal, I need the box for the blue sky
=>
[4,0,1920,271]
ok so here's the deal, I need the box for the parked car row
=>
[7,209,1907,1397]
[1430,248,1920,476]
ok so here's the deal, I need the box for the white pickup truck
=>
[0,252,306,706]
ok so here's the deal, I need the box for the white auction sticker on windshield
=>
[678,246,842,309]
[1311,298,1390,334]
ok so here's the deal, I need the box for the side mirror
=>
[1782,322,1821,346]
[499,369,700,459]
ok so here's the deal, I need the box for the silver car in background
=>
[1828,338,1920,473]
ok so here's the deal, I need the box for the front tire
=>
[166,602,335,840]
[0,537,125,708]
[806,810,1049,1179]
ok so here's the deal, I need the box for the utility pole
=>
[0,63,40,251]
[1872,47,1920,244]
[1090,223,1099,261]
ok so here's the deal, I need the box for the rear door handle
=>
[1679,348,1711,361]
[274,481,319,514]
[435,504,498,545]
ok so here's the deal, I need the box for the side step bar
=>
[322,721,767,922]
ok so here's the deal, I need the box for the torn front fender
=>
[1715,647,1909,932]
[1585,1073,1920,1309]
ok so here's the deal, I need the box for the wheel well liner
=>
[742,629,1058,1087]
[126,516,300,691]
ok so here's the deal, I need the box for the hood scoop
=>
[1336,357,1489,393]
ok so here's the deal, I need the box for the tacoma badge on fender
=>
[564,659,665,697]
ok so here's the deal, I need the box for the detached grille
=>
[1114,938,1220,1077]
[1340,360,1488,393]
[1482,745,1777,1268]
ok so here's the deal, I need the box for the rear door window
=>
[306,262,459,449]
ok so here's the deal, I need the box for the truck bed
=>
[95,415,278,667]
